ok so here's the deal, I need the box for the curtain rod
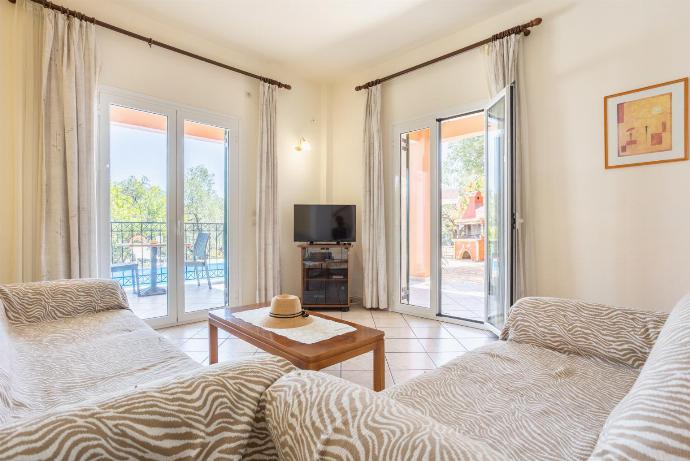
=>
[354,17,542,91]
[7,0,292,90]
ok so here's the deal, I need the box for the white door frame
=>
[97,87,240,329]
[176,106,240,325]
[483,85,514,335]
[389,101,498,331]
[391,117,438,320]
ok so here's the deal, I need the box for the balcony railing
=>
[110,221,225,287]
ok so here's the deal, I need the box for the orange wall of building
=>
[408,129,430,278]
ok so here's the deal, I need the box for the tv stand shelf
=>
[299,243,351,311]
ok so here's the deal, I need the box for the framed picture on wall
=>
[604,77,688,169]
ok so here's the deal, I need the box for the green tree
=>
[184,165,224,227]
[442,135,484,192]
[441,135,485,246]
[110,176,166,222]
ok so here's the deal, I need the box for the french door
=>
[484,86,514,333]
[97,88,239,328]
[393,84,515,333]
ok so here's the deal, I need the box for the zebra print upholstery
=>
[591,293,690,460]
[0,308,202,424]
[264,296,685,461]
[500,297,668,368]
[264,370,505,461]
[385,340,640,460]
[0,278,129,324]
[0,355,296,460]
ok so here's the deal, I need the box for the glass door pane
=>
[485,87,513,331]
[182,120,229,313]
[400,127,431,309]
[439,112,486,322]
[108,104,170,320]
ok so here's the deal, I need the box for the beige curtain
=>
[40,8,98,280]
[485,34,527,300]
[0,0,43,283]
[256,82,280,303]
[362,85,388,309]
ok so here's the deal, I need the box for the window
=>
[98,89,239,328]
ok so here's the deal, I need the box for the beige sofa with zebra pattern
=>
[265,295,690,461]
[0,279,296,460]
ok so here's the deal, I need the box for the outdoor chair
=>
[185,232,212,289]
[111,262,140,295]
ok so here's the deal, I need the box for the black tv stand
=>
[298,243,351,312]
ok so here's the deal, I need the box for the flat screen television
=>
[294,204,356,243]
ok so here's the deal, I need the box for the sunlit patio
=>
[408,259,484,321]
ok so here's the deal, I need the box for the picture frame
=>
[604,77,688,169]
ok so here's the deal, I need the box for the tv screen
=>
[294,205,356,243]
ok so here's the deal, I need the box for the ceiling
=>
[111,0,528,80]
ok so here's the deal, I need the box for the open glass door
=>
[484,84,514,333]
[395,122,438,317]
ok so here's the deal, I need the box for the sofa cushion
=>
[0,279,129,324]
[0,356,296,461]
[501,297,668,368]
[590,293,690,460]
[0,309,199,424]
[385,340,640,461]
[264,370,505,461]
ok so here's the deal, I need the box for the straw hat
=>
[260,294,313,329]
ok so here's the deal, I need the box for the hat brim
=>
[259,314,314,329]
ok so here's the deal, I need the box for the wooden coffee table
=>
[208,304,386,391]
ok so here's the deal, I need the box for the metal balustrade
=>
[110,221,226,287]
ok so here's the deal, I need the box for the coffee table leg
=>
[209,323,218,365]
[373,338,385,391]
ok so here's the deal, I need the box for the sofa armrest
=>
[0,355,296,460]
[264,370,506,461]
[500,297,668,368]
[0,279,129,324]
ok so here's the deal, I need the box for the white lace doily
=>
[234,307,356,344]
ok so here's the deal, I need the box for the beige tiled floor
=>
[156,305,497,391]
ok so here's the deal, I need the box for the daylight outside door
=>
[99,89,238,328]
[484,85,514,333]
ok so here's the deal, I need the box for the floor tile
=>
[458,337,497,351]
[341,352,374,371]
[378,327,416,338]
[428,351,466,367]
[163,337,189,347]
[411,326,454,339]
[322,370,341,378]
[403,316,441,327]
[179,338,213,352]
[158,323,205,339]
[385,352,435,370]
[385,338,425,353]
[418,338,466,353]
[183,351,208,364]
[373,317,408,328]
[444,324,496,339]
[217,351,257,363]
[322,362,341,371]
[218,338,258,354]
[390,368,432,384]
[341,368,394,390]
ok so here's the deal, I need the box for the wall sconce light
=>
[295,136,311,152]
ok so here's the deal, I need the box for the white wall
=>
[326,0,690,312]
[4,0,689,313]
[4,0,324,301]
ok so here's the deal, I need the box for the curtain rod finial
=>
[532,17,543,26]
